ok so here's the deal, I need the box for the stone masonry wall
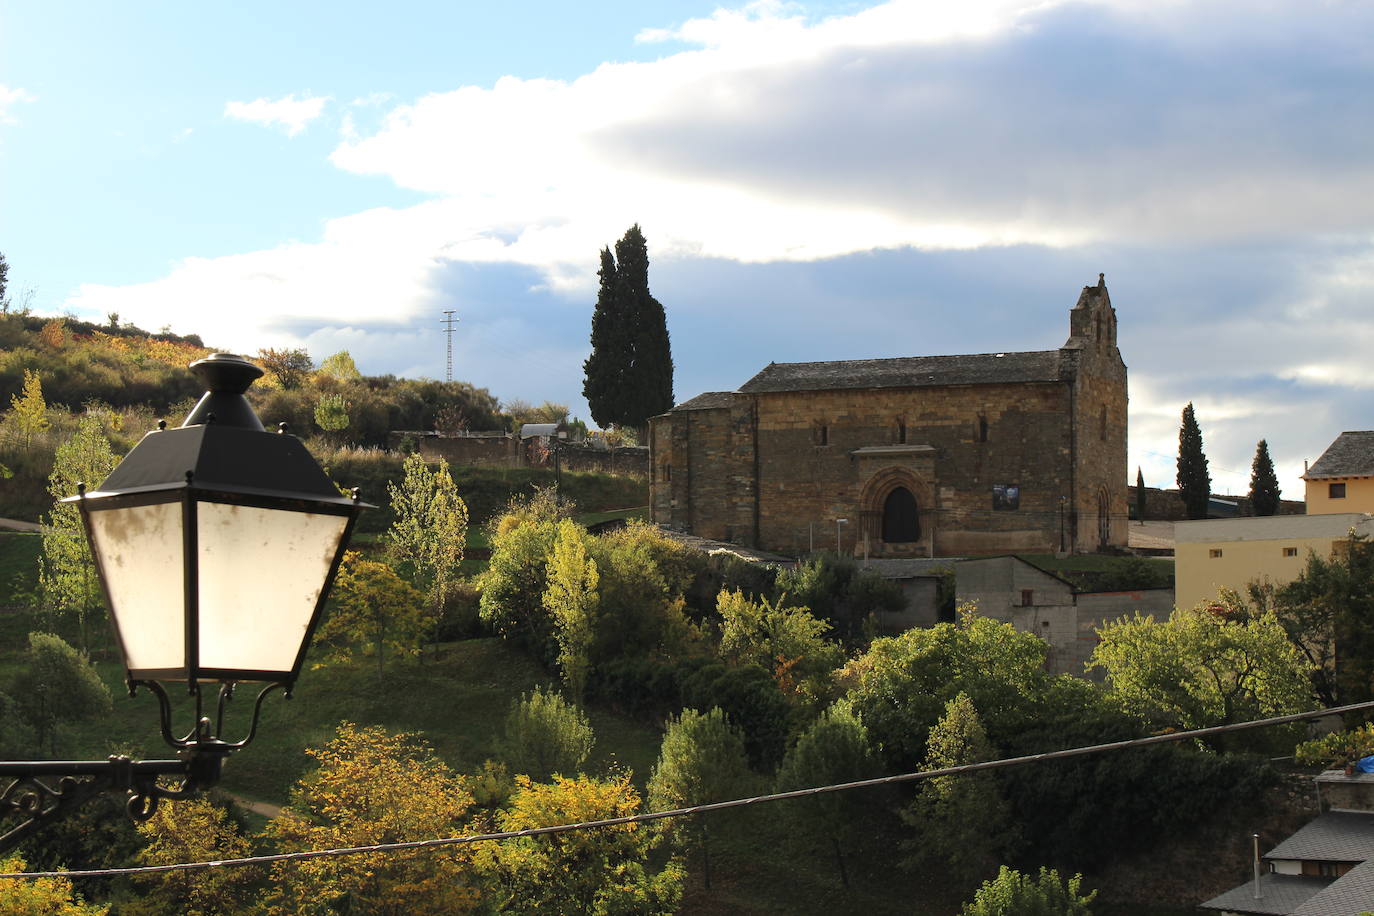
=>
[751,381,1075,556]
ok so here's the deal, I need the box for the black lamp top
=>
[182,354,267,431]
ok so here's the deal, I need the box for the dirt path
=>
[0,517,41,533]
[222,792,283,819]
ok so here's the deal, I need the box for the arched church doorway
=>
[882,487,920,543]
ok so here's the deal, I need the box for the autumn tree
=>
[314,392,350,436]
[582,224,673,437]
[125,797,254,916]
[717,588,841,698]
[1088,602,1313,748]
[499,686,595,781]
[543,519,599,702]
[316,551,427,683]
[385,453,468,637]
[1177,402,1211,520]
[5,369,49,449]
[478,489,570,662]
[8,633,112,756]
[647,707,754,888]
[318,349,361,382]
[1249,439,1281,517]
[902,692,1015,887]
[39,414,117,648]
[263,723,480,916]
[961,866,1096,916]
[478,773,684,915]
[256,347,313,389]
[0,854,109,915]
[774,700,885,887]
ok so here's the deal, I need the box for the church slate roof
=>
[671,391,737,411]
[1305,431,1374,480]
[736,350,1066,394]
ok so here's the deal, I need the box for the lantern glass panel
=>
[196,502,348,675]
[86,501,186,672]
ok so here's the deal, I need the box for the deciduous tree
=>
[1249,439,1281,517]
[479,773,683,915]
[316,551,427,683]
[717,588,841,697]
[385,453,468,636]
[256,347,313,389]
[0,854,109,915]
[961,866,1096,916]
[9,633,112,756]
[1177,402,1211,520]
[38,413,117,648]
[543,519,599,702]
[1088,602,1312,746]
[263,723,479,916]
[5,369,49,449]
[317,349,361,381]
[126,797,254,916]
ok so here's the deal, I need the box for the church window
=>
[881,487,920,543]
[1096,314,1102,339]
[815,423,829,446]
[978,414,989,442]
[896,420,907,445]
[665,465,672,482]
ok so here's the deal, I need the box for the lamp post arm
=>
[0,754,213,857]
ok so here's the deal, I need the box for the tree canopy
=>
[581,224,673,433]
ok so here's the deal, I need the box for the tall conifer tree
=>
[1177,402,1211,520]
[1249,439,1281,516]
[582,225,673,435]
[1135,466,1146,522]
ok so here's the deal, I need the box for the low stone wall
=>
[387,431,648,477]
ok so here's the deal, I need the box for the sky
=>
[2,0,1372,499]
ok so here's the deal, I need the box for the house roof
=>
[737,350,1066,394]
[1305,431,1374,480]
[1294,857,1374,915]
[1198,873,1333,914]
[671,391,737,412]
[1267,811,1374,863]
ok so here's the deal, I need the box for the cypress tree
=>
[581,225,673,436]
[1249,439,1281,516]
[1135,466,1146,522]
[1177,402,1211,520]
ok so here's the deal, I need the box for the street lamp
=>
[0,353,369,854]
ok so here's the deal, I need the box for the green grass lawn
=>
[0,531,41,604]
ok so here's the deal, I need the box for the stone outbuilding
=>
[649,276,1128,557]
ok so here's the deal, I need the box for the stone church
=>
[649,275,1128,557]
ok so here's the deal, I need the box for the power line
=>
[4,699,1370,882]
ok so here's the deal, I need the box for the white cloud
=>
[224,93,330,137]
[0,84,36,125]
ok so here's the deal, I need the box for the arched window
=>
[978,414,989,443]
[882,487,920,543]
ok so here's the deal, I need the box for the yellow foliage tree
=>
[543,519,599,702]
[316,552,427,683]
[0,855,108,915]
[6,368,49,449]
[123,796,254,916]
[479,773,684,915]
[262,723,480,916]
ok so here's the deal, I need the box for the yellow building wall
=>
[1305,477,1374,514]
[1175,535,1338,609]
